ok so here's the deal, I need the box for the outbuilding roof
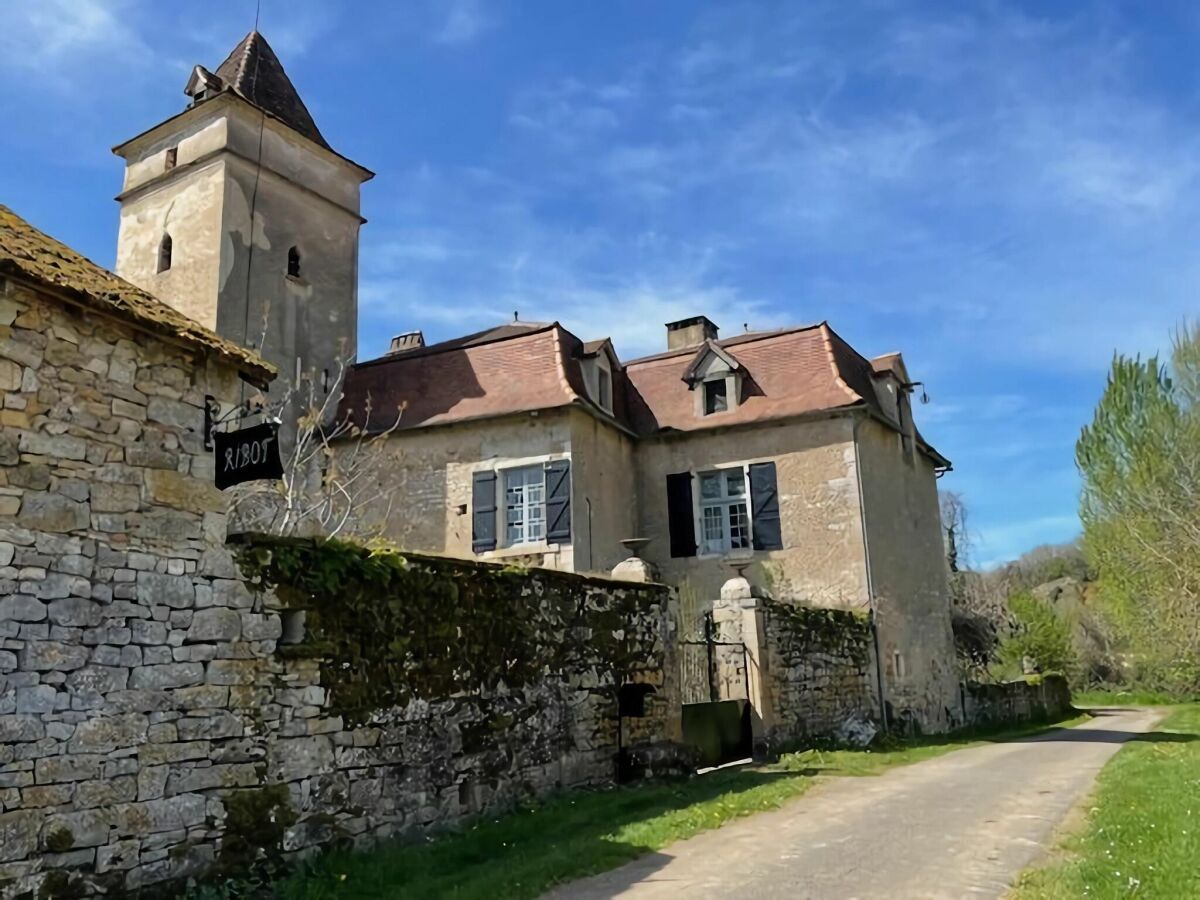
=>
[0,205,275,386]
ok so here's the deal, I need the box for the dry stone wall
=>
[963,675,1072,728]
[761,602,877,748]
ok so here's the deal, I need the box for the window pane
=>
[503,466,545,546]
[729,502,750,549]
[701,505,725,554]
[700,473,722,499]
[704,379,728,414]
[726,470,745,496]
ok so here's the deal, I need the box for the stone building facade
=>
[340,316,961,731]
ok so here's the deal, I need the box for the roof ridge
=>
[623,323,824,367]
[818,323,864,406]
[353,321,558,368]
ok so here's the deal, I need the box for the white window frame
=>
[596,362,613,413]
[501,464,546,548]
[472,452,570,557]
[694,373,740,417]
[694,465,754,557]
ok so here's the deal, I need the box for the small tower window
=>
[157,234,173,273]
[164,148,177,171]
[287,246,301,278]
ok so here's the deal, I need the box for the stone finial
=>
[611,557,659,583]
[612,538,659,583]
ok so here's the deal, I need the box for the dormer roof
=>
[680,340,743,386]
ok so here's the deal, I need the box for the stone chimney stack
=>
[666,315,719,351]
[388,331,426,354]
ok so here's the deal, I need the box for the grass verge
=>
[1011,704,1200,899]
[1072,688,1190,707]
[270,713,1083,900]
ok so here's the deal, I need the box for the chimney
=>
[666,315,719,351]
[387,331,425,354]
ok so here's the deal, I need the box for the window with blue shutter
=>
[544,459,571,544]
[471,470,497,553]
[749,461,783,551]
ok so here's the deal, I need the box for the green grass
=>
[1012,705,1200,899]
[268,714,1083,900]
[1072,688,1191,707]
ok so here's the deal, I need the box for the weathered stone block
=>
[91,483,141,514]
[0,810,39,862]
[0,594,46,622]
[129,663,203,690]
[43,808,110,849]
[17,492,89,533]
[145,468,224,514]
[47,597,101,627]
[113,794,206,836]
[68,713,149,753]
[17,432,86,461]
[186,607,241,644]
[35,754,104,784]
[19,641,89,671]
[136,572,194,609]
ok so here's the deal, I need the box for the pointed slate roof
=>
[211,31,330,150]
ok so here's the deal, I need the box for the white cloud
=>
[433,0,492,45]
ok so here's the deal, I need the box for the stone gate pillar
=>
[718,575,775,760]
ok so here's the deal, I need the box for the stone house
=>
[340,315,961,729]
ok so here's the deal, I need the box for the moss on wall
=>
[234,534,670,726]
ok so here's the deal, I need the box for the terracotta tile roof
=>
[341,323,590,431]
[212,31,330,151]
[0,205,275,386]
[623,324,859,433]
[341,316,948,466]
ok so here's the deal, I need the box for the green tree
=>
[998,591,1076,676]
[1076,324,1200,692]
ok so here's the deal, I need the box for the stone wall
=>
[962,676,1073,728]
[709,592,877,755]
[0,276,246,896]
[758,600,877,750]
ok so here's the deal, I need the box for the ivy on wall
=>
[234,535,671,726]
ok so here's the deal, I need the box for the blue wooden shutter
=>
[666,472,697,558]
[544,460,572,544]
[749,462,783,550]
[471,470,497,552]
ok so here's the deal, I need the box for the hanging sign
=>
[214,422,284,490]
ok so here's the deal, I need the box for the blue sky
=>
[2,0,1197,567]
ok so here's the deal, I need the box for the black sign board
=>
[214,422,284,490]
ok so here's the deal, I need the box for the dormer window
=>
[597,367,612,412]
[683,340,741,418]
[157,234,172,273]
[703,378,728,415]
[287,246,301,278]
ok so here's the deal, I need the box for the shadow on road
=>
[1011,708,1192,745]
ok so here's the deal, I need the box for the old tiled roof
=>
[211,31,330,151]
[341,323,596,431]
[0,205,275,386]
[342,316,948,466]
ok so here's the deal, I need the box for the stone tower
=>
[112,31,373,427]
